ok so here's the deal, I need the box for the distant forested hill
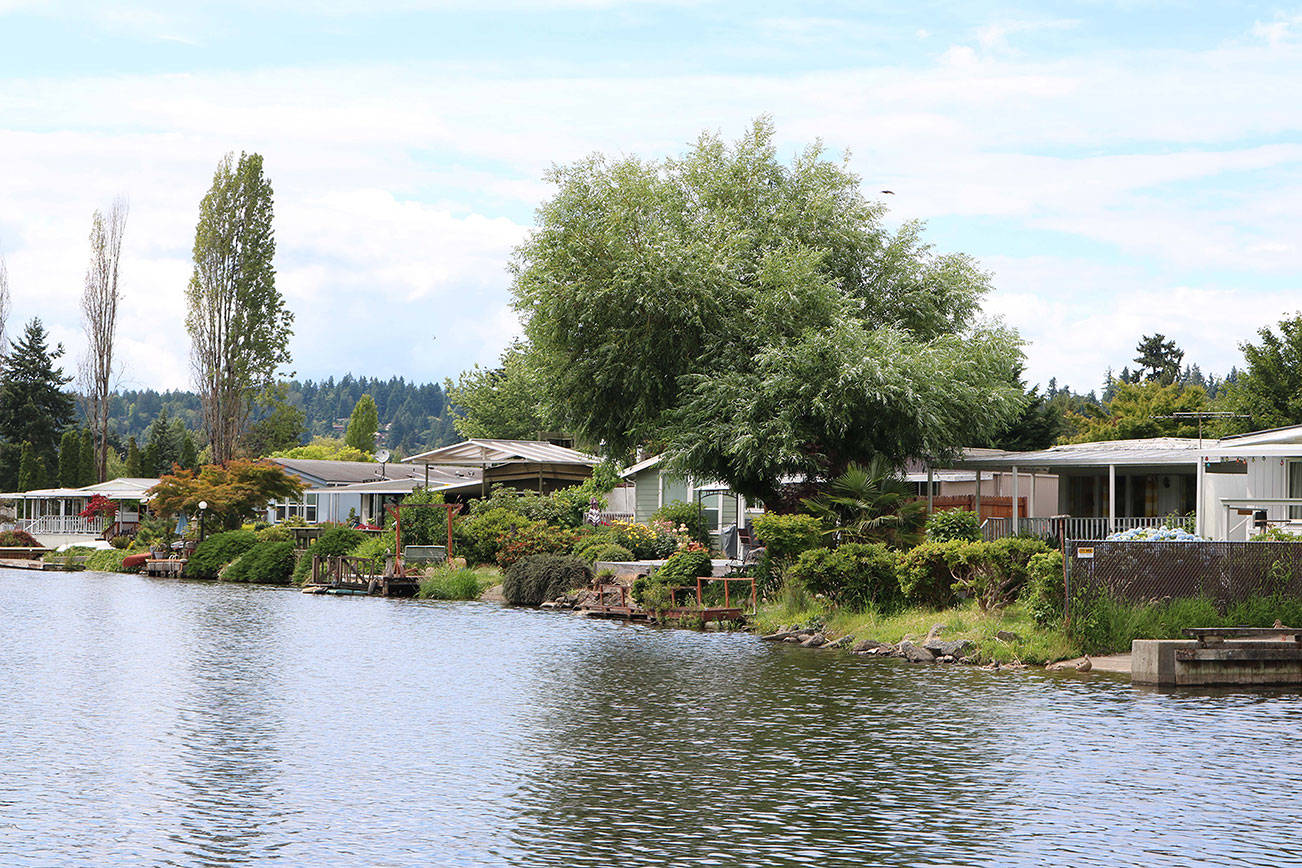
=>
[89,375,459,456]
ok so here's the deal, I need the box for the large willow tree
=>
[512,118,1026,504]
[186,153,293,464]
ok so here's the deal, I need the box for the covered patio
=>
[403,438,598,495]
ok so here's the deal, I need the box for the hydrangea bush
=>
[1106,526,1205,542]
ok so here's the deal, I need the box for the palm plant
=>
[802,457,927,548]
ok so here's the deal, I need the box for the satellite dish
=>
[375,449,391,464]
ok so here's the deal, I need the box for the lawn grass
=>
[418,564,501,600]
[756,598,1081,665]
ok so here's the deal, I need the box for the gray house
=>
[618,455,744,534]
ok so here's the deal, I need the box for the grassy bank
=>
[755,598,1080,665]
[418,565,501,601]
[757,590,1302,665]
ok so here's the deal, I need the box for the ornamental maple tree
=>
[146,459,304,529]
[78,494,119,520]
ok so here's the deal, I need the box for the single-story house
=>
[266,457,428,524]
[304,466,483,526]
[949,427,1302,540]
[403,439,598,495]
[903,454,1059,518]
[618,455,752,534]
[1,477,158,546]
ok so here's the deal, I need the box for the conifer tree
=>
[0,319,74,491]
[59,429,81,488]
[79,428,95,485]
[125,436,141,477]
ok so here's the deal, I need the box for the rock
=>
[852,638,890,653]
[761,631,802,642]
[824,635,854,649]
[958,655,978,665]
[800,633,827,648]
[897,640,935,663]
[938,655,955,664]
[923,638,975,658]
[783,636,803,644]
[995,630,1022,643]
[480,584,506,603]
[925,623,946,640]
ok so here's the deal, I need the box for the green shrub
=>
[652,501,711,548]
[1251,527,1302,541]
[255,524,292,543]
[0,529,40,547]
[788,543,901,612]
[109,535,131,549]
[134,513,175,547]
[502,554,592,606]
[224,541,296,584]
[468,486,571,526]
[495,521,579,568]
[349,534,395,575]
[454,508,531,565]
[897,541,961,608]
[186,530,259,579]
[292,526,366,584]
[384,487,449,545]
[1023,550,1066,626]
[84,548,132,572]
[654,548,713,585]
[418,565,494,600]
[631,576,677,612]
[579,542,635,563]
[942,537,1048,612]
[752,513,824,593]
[926,509,981,543]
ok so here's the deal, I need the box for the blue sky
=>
[3,0,1302,395]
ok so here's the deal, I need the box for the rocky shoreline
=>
[761,623,1035,670]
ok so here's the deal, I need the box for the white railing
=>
[983,515,1183,541]
[599,512,635,523]
[19,515,108,536]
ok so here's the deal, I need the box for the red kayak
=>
[122,553,150,570]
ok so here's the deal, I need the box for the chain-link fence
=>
[1067,541,1302,607]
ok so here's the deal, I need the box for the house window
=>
[1289,462,1302,520]
[272,493,318,523]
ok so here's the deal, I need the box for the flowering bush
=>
[607,519,678,559]
[496,522,580,568]
[1106,526,1204,541]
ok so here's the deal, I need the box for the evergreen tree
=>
[0,319,74,491]
[79,428,95,485]
[344,393,378,453]
[1133,333,1184,385]
[59,428,81,487]
[125,436,141,477]
[179,428,198,471]
[17,442,42,491]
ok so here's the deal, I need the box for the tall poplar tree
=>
[80,198,128,483]
[185,152,292,465]
[344,393,378,453]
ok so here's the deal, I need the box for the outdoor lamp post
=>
[198,500,208,543]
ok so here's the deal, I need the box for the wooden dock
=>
[578,578,752,624]
[142,558,186,578]
[301,555,420,598]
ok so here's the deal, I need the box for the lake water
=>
[1,568,1300,867]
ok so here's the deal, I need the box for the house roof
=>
[269,457,424,486]
[619,454,664,478]
[955,438,1209,470]
[404,439,599,467]
[2,476,160,500]
[306,466,481,495]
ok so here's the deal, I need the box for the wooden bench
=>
[1184,627,1302,647]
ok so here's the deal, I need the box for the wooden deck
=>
[578,579,752,624]
[301,555,419,598]
[142,558,187,578]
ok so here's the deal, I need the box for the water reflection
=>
[0,568,1300,867]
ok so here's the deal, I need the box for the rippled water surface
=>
[2,568,1300,866]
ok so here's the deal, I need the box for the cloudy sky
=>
[2,1,1301,396]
